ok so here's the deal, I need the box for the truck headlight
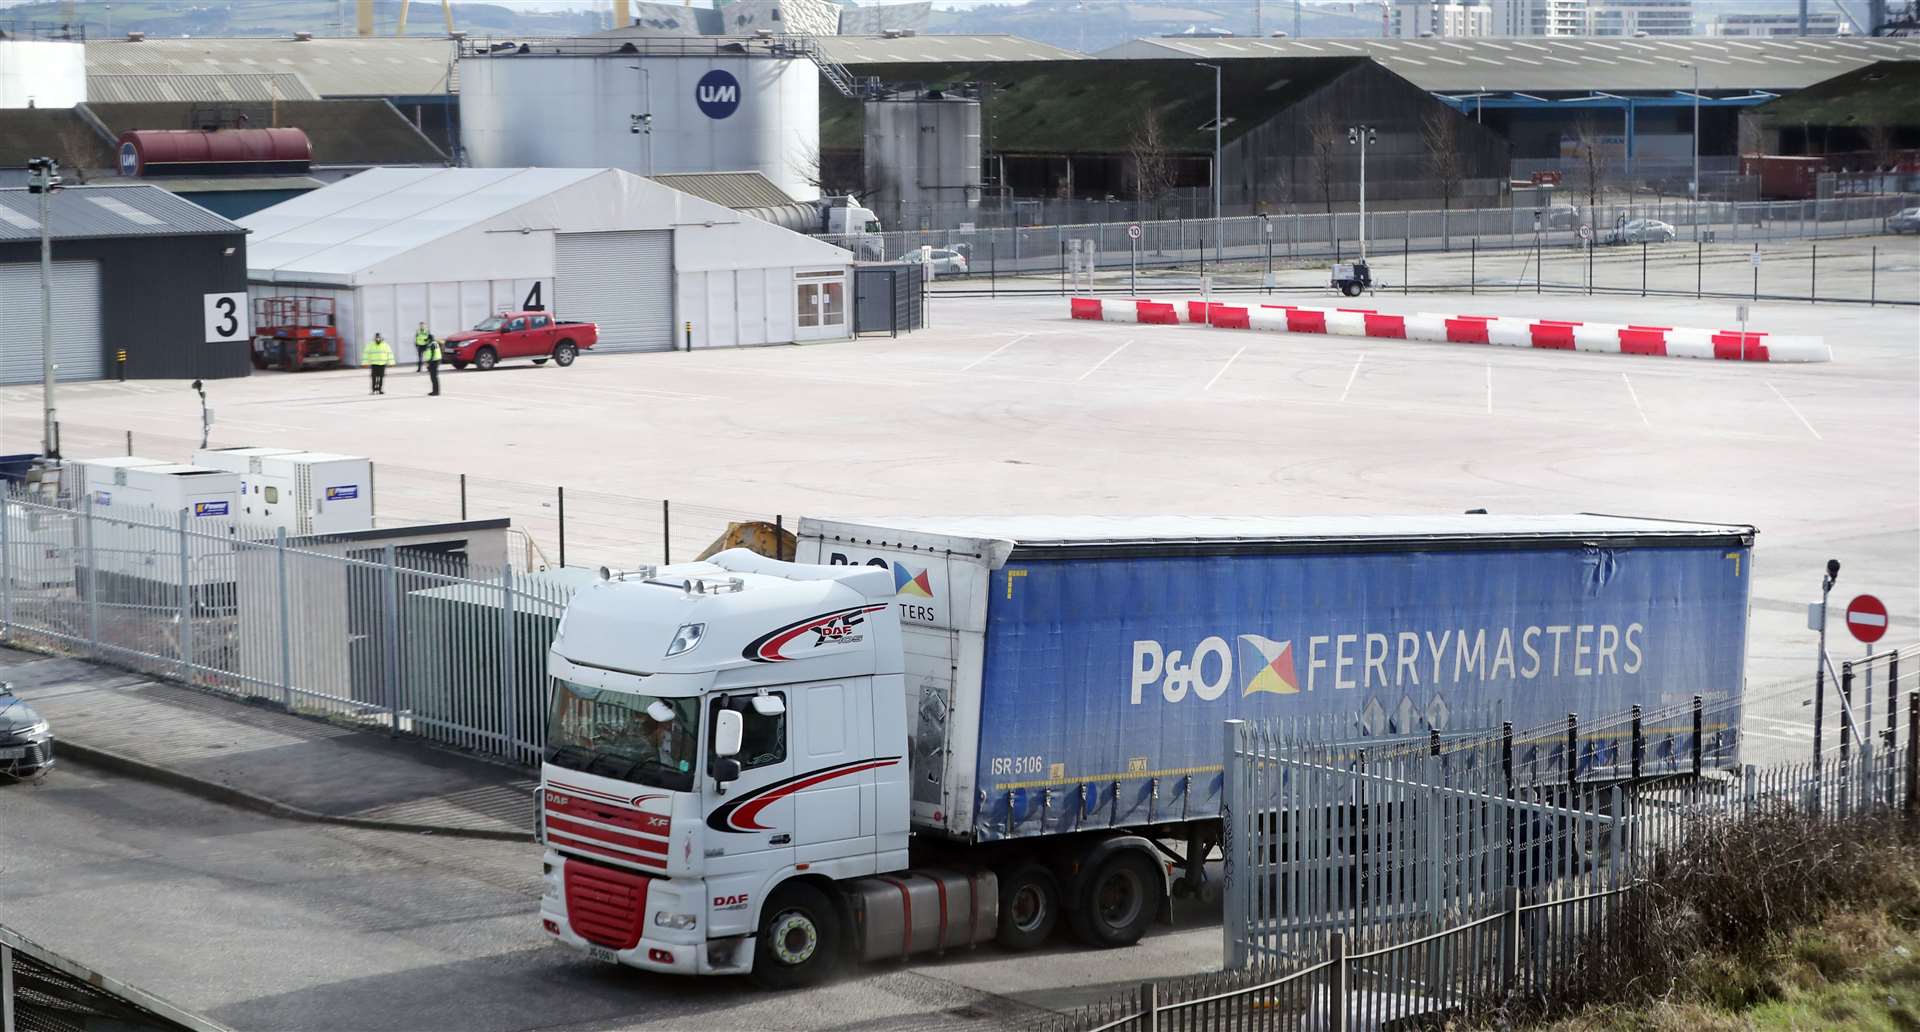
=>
[665,623,705,657]
[655,912,697,930]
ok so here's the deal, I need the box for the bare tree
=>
[55,119,99,185]
[1570,118,1609,218]
[1865,119,1897,192]
[1308,109,1341,215]
[1422,106,1464,248]
[1129,107,1174,219]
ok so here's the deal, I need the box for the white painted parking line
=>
[1765,380,1823,440]
[1621,372,1650,426]
[1484,364,1493,414]
[1203,346,1247,392]
[1076,340,1131,382]
[1743,728,1804,742]
[1338,353,1365,403]
[960,333,1030,372]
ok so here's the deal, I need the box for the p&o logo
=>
[695,69,741,119]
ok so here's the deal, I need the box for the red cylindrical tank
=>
[117,128,312,176]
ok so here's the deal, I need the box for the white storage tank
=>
[0,40,86,109]
[458,40,821,202]
[193,447,373,536]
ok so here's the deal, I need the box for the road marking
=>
[1742,728,1803,743]
[1338,353,1366,403]
[1484,364,1493,414]
[1203,346,1247,392]
[1621,372,1650,426]
[1076,340,1131,382]
[1765,380,1822,440]
[961,333,1029,372]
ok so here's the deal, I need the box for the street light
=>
[26,156,61,459]
[628,64,654,175]
[1682,61,1700,240]
[1347,124,1377,263]
[1194,62,1222,266]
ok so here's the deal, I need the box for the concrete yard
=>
[7,284,1915,724]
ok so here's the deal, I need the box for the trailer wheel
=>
[1340,281,1363,298]
[1069,851,1157,948]
[995,864,1060,950]
[750,882,841,989]
[553,340,579,367]
[474,346,499,371]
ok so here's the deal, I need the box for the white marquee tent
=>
[242,166,855,363]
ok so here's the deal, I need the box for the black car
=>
[0,682,54,780]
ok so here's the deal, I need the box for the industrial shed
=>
[242,166,856,362]
[0,183,249,386]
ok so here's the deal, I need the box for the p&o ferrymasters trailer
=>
[536,514,1753,987]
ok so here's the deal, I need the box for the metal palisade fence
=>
[1,487,575,767]
[1045,650,1918,1032]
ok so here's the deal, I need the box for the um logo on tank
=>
[696,69,741,119]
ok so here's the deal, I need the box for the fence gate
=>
[852,263,925,337]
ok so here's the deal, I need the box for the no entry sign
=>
[1846,594,1889,644]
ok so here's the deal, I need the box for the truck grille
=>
[565,858,651,951]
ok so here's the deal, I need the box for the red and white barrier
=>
[1069,297,1830,363]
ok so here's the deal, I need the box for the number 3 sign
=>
[204,292,248,343]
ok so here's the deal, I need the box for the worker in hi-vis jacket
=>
[364,334,394,395]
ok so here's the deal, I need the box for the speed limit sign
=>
[1127,224,1142,241]
[1577,224,1593,241]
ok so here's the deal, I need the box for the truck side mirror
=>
[714,708,744,758]
[713,757,742,785]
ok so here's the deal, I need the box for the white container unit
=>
[193,448,373,536]
[76,463,242,588]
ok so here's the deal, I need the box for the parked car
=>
[896,248,969,277]
[1544,204,1581,230]
[441,310,599,371]
[0,682,53,781]
[1887,207,1920,234]
[1610,218,1676,244]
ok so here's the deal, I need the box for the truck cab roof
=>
[550,549,901,695]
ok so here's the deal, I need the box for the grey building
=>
[0,184,249,386]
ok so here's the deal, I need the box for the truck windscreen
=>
[544,679,699,792]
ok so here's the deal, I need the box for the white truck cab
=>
[537,549,991,986]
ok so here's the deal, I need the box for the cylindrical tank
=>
[459,47,820,202]
[863,87,982,231]
[117,128,313,176]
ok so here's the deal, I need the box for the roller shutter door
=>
[554,231,673,354]
[0,260,103,385]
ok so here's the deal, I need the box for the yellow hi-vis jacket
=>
[363,338,395,366]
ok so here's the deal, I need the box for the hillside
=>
[0,0,605,38]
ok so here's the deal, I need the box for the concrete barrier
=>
[1067,297,1831,363]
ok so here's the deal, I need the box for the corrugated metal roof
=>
[818,34,1085,64]
[86,72,320,103]
[0,183,244,241]
[87,37,459,98]
[650,171,797,209]
[1096,35,1920,92]
[805,514,1753,549]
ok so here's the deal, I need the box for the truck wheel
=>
[475,346,498,371]
[553,340,579,367]
[1069,851,1158,948]
[750,882,841,990]
[995,864,1060,950]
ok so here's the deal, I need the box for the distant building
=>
[1715,12,1853,36]
[1387,1,1495,38]
[1589,0,1695,36]
[1489,0,1589,36]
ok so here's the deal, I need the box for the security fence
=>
[1,488,576,767]
[1045,650,1919,1032]
[835,192,1920,294]
[9,418,784,574]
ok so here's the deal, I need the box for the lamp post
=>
[1195,62,1222,266]
[27,156,62,459]
[1348,124,1377,263]
[1683,61,1700,241]
[629,64,654,175]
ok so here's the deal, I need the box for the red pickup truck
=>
[442,311,598,371]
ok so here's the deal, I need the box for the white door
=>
[554,230,674,353]
[1,260,102,384]
[793,271,848,343]
[791,680,880,870]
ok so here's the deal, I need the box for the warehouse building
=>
[242,166,856,362]
[0,183,249,386]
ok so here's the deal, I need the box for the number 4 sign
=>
[204,292,248,344]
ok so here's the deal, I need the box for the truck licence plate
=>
[586,945,618,964]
